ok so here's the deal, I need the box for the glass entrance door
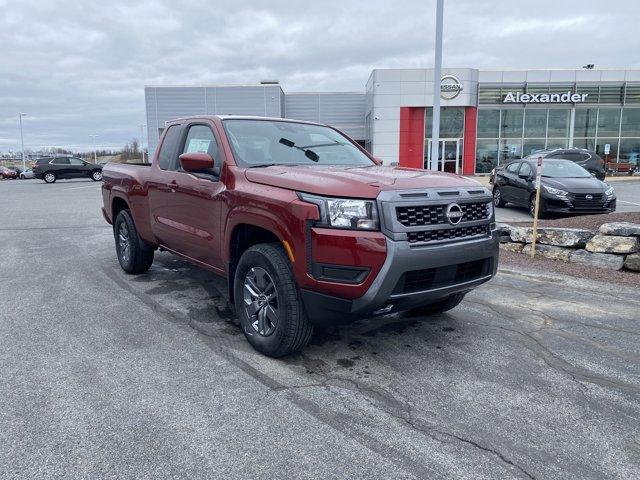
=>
[426,138,462,174]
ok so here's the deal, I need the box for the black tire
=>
[529,195,547,219]
[91,170,103,181]
[493,187,506,207]
[114,209,154,274]
[405,293,466,317]
[43,172,56,183]
[234,243,313,357]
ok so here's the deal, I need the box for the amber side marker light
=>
[282,240,295,263]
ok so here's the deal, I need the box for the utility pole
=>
[430,0,444,171]
[19,113,26,172]
[89,134,99,163]
[138,124,146,162]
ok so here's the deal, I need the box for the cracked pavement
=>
[1,179,639,479]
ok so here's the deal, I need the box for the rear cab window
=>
[157,125,181,170]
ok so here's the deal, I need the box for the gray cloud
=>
[1,0,638,152]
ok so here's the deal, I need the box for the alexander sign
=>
[503,91,588,104]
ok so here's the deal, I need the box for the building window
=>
[500,110,523,139]
[425,107,465,139]
[546,109,571,138]
[475,139,499,173]
[597,108,621,137]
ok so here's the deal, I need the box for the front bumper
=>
[544,196,616,214]
[300,229,500,325]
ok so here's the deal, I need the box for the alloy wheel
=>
[118,222,131,263]
[493,189,501,206]
[243,267,279,337]
[92,171,102,181]
[44,173,55,183]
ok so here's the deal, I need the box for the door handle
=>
[168,180,178,193]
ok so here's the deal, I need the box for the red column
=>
[399,107,426,169]
[462,106,477,175]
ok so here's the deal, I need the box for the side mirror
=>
[179,152,214,172]
[372,157,383,166]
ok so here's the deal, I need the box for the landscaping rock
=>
[522,243,572,262]
[569,249,625,270]
[599,222,640,236]
[500,242,523,253]
[585,234,639,254]
[509,226,593,247]
[624,253,640,272]
[509,226,530,243]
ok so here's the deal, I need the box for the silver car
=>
[19,169,35,179]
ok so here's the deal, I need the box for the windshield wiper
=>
[299,141,344,149]
[279,138,320,162]
[248,163,284,168]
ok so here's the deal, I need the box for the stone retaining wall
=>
[498,222,640,272]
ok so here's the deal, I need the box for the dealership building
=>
[145,67,640,174]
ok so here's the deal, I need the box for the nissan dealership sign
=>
[503,91,588,104]
[440,75,463,100]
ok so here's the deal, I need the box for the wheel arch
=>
[227,223,285,304]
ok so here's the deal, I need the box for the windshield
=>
[223,119,374,167]
[541,160,591,178]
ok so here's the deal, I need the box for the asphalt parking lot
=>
[1,178,639,479]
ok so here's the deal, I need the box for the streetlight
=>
[430,0,444,171]
[18,113,26,172]
[138,124,146,162]
[89,134,99,163]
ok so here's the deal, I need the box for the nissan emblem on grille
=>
[445,203,463,225]
[585,194,593,200]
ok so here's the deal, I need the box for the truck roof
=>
[165,115,328,128]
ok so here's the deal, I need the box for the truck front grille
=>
[396,202,490,227]
[407,224,490,244]
[395,258,492,294]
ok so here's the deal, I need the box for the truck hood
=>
[244,165,483,198]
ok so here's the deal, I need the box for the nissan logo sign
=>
[440,75,463,100]
[585,194,593,200]
[445,203,464,225]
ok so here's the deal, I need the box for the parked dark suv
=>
[33,156,103,183]
[523,148,605,180]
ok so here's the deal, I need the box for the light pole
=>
[138,124,146,162]
[430,0,444,171]
[89,134,99,163]
[18,113,26,172]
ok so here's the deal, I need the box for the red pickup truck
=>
[102,116,499,356]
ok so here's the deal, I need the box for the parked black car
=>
[523,148,606,180]
[492,159,616,218]
[32,156,103,183]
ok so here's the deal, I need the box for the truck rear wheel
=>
[114,209,154,274]
[234,243,313,357]
[404,293,466,317]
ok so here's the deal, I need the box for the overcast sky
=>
[1,0,639,153]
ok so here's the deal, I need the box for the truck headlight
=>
[486,201,494,219]
[298,193,379,230]
[605,185,615,197]
[542,185,568,197]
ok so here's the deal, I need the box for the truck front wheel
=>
[114,209,154,274]
[404,293,466,317]
[234,243,313,357]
